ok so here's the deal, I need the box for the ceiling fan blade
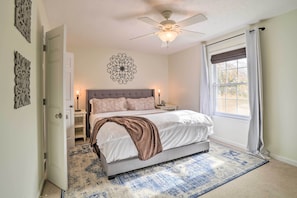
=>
[178,14,207,27]
[138,17,161,27]
[130,32,156,40]
[182,29,205,36]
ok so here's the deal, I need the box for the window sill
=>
[213,113,250,121]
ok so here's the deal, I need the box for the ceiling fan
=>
[131,10,207,46]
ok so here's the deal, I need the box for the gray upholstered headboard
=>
[85,89,155,136]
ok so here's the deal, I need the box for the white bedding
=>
[90,110,213,163]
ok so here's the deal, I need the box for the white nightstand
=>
[156,104,178,111]
[74,110,86,142]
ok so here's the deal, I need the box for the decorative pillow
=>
[126,97,155,110]
[91,97,127,114]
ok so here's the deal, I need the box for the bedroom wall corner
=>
[259,9,297,166]
[168,44,202,111]
[0,0,48,197]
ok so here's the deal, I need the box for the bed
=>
[86,89,213,179]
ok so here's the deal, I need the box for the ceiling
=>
[43,0,297,55]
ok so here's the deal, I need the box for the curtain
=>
[246,28,264,155]
[200,44,212,115]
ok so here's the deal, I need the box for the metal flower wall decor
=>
[107,53,137,84]
[15,0,32,43]
[14,51,31,109]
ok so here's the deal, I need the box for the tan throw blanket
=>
[90,116,163,161]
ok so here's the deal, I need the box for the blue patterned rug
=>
[63,142,268,198]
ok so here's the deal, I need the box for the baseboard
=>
[210,136,297,167]
[210,136,246,151]
[270,153,297,167]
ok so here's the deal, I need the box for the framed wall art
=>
[14,51,31,109]
[107,53,137,84]
[15,0,32,43]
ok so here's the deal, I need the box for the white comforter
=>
[90,110,213,163]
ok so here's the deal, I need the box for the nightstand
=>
[156,104,178,111]
[74,110,86,142]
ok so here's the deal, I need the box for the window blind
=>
[211,47,246,64]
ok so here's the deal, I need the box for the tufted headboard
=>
[85,89,155,136]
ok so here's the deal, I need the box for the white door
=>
[45,25,68,190]
[65,52,75,149]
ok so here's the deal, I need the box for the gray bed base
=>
[86,89,210,179]
[101,141,210,179]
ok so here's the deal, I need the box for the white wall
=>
[168,45,201,111]
[211,117,249,148]
[70,47,169,110]
[0,0,49,197]
[259,9,297,165]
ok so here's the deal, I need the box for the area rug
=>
[63,142,268,198]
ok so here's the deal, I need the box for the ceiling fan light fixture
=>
[136,10,207,45]
[157,30,179,43]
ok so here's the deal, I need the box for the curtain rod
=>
[206,27,265,47]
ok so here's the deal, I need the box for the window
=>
[211,48,250,118]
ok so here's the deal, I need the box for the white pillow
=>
[126,97,155,110]
[91,97,127,114]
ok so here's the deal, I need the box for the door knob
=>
[55,113,62,119]
[69,105,73,108]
